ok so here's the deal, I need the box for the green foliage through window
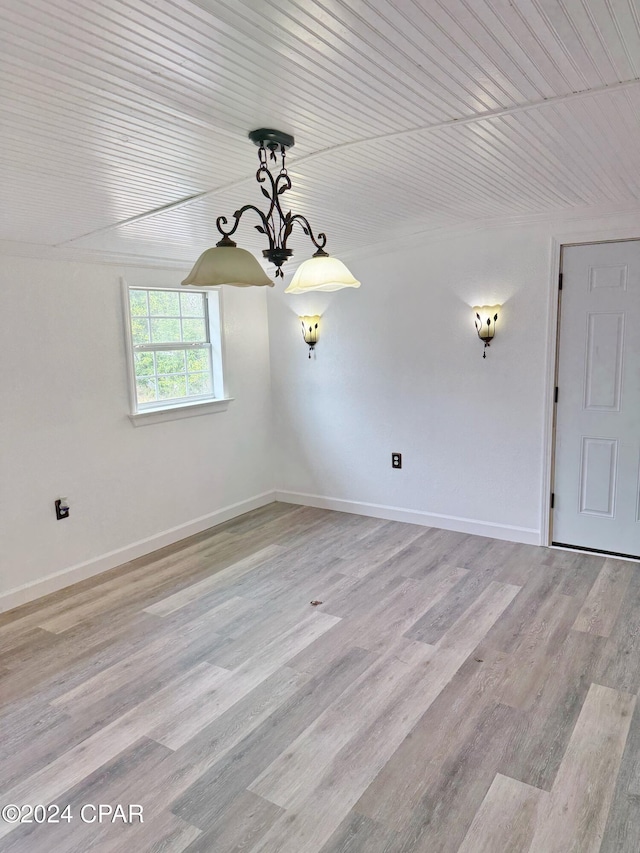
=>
[127,287,218,411]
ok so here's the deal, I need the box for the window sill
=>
[128,397,233,427]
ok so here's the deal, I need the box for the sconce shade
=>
[285,254,361,294]
[473,304,500,357]
[473,304,500,339]
[300,315,320,357]
[182,243,274,288]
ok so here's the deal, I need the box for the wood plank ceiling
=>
[2,0,640,268]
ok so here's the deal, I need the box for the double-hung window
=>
[124,284,226,423]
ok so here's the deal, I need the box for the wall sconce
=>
[473,305,500,357]
[300,315,320,358]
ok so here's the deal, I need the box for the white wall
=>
[0,256,274,609]
[267,215,640,544]
[3,213,639,611]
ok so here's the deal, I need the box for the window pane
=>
[134,352,154,376]
[136,377,157,403]
[158,375,187,399]
[188,372,213,396]
[182,318,206,342]
[127,287,220,414]
[130,290,149,316]
[149,290,180,316]
[156,350,186,375]
[131,318,150,344]
[187,349,209,372]
[150,317,181,343]
[180,291,205,317]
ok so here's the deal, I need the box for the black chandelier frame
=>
[215,129,328,278]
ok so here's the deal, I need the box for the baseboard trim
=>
[0,491,276,614]
[275,490,540,546]
[1,489,541,614]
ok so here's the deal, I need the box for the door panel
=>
[553,240,640,558]
[583,312,624,411]
[578,436,617,517]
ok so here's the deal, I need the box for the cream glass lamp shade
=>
[300,315,321,358]
[473,304,500,341]
[182,242,274,288]
[300,315,321,344]
[284,253,361,294]
[473,305,500,357]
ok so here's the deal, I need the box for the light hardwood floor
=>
[1,502,639,852]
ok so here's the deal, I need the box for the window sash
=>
[126,284,221,414]
[133,341,209,352]
[129,288,210,348]
[134,343,214,409]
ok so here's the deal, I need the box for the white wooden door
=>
[553,240,640,558]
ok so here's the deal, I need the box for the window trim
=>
[121,278,230,423]
[128,397,232,427]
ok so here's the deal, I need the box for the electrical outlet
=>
[391,452,402,469]
[55,498,70,520]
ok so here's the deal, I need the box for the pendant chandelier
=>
[182,129,361,294]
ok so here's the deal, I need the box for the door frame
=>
[542,226,640,548]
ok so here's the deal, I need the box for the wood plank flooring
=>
[1,502,639,852]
